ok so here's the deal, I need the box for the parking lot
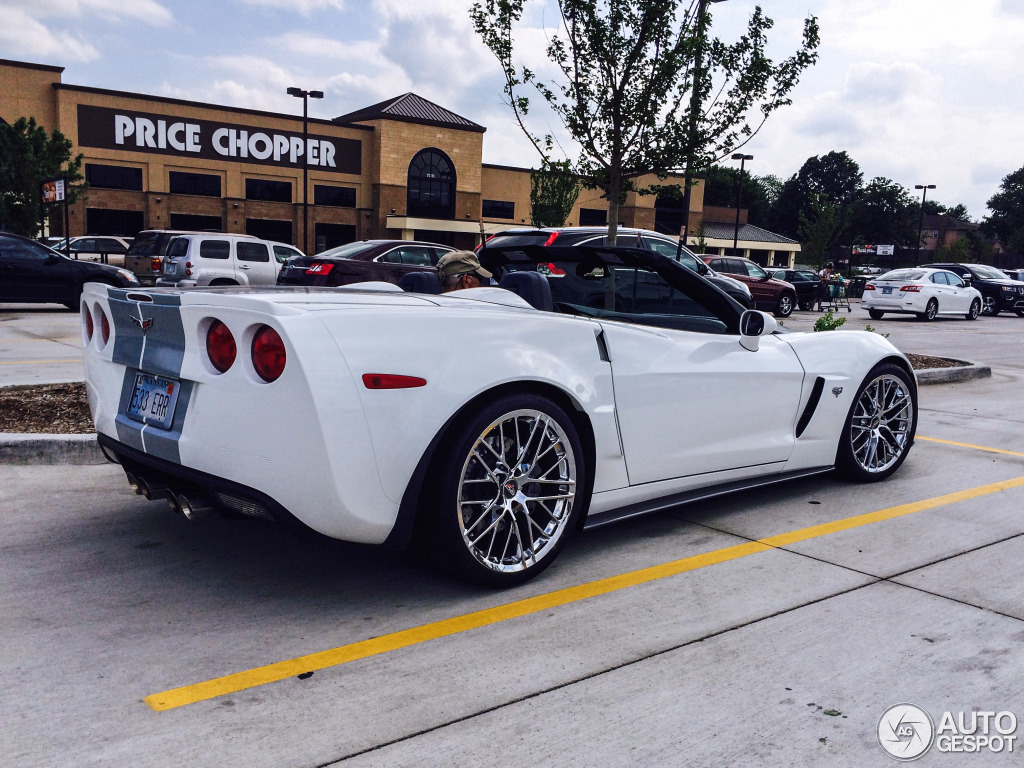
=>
[3,301,1024,766]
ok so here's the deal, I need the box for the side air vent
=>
[126,293,154,302]
[795,376,826,438]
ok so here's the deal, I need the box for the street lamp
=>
[287,86,324,255]
[731,153,753,255]
[914,184,936,267]
[677,0,728,260]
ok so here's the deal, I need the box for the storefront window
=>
[407,149,455,220]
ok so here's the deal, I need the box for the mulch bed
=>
[0,354,967,434]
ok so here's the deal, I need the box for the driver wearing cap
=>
[437,250,493,292]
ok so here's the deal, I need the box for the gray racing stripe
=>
[115,371,194,464]
[108,289,186,379]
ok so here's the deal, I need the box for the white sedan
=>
[861,268,982,321]
[81,244,918,587]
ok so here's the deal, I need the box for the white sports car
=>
[82,244,918,586]
[861,268,983,321]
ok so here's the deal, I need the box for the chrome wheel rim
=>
[982,295,996,315]
[970,300,980,319]
[457,409,576,573]
[850,374,913,474]
[779,295,792,315]
[926,300,937,319]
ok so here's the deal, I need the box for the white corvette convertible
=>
[82,244,917,586]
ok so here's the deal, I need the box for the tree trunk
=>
[606,173,622,246]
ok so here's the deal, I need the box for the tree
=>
[698,164,772,226]
[0,117,84,237]
[530,159,580,226]
[471,0,819,244]
[769,151,862,240]
[850,177,916,247]
[798,193,839,268]
[983,165,1024,253]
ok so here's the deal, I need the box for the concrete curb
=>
[0,357,992,465]
[0,433,106,465]
[915,360,992,385]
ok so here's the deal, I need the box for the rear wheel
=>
[419,393,587,587]
[798,298,815,311]
[868,309,884,320]
[966,298,981,320]
[982,294,999,316]
[918,298,938,321]
[836,363,916,482]
[774,292,795,318]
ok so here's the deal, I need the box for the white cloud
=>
[2,0,173,25]
[235,0,345,13]
[0,6,99,61]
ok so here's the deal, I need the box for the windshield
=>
[969,264,1007,280]
[126,233,166,256]
[315,241,379,260]
[879,270,926,281]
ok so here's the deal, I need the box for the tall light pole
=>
[676,0,727,260]
[287,86,324,255]
[914,184,935,267]
[731,153,753,255]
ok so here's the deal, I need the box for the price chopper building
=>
[2,57,798,265]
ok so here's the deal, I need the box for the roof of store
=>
[334,92,485,133]
[701,222,800,245]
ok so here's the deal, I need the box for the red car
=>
[277,240,455,287]
[702,255,798,317]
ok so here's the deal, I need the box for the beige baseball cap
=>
[436,250,493,281]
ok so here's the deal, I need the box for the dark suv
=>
[922,263,1024,316]
[483,227,753,308]
[702,255,798,317]
[765,267,820,311]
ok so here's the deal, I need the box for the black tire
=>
[868,309,884,320]
[798,298,815,311]
[982,294,999,316]
[1016,310,1024,318]
[918,298,938,321]
[774,292,795,318]
[418,393,587,587]
[966,298,981,320]
[836,363,917,482]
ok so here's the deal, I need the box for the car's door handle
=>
[239,264,250,270]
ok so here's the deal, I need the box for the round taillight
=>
[100,310,110,345]
[206,320,236,373]
[83,306,94,341]
[251,325,286,383]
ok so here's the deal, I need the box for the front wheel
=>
[918,298,938,321]
[966,298,981,320]
[774,292,795,318]
[982,294,999,316]
[836,363,917,482]
[798,298,815,311]
[419,393,587,587]
[868,309,884,320]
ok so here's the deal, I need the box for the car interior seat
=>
[498,271,553,311]
[398,271,442,294]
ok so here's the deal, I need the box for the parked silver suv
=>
[156,233,283,288]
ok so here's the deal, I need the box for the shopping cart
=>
[818,280,852,312]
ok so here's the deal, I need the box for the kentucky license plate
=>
[881,287,893,294]
[127,373,180,430]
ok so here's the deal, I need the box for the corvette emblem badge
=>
[832,387,843,397]
[131,316,154,331]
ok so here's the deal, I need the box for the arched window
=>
[407,149,455,219]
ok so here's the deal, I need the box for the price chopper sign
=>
[40,176,70,255]
[41,177,66,204]
[76,105,361,175]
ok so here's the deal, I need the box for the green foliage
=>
[0,117,85,237]
[530,159,580,226]
[798,193,839,267]
[813,309,846,332]
[770,150,862,239]
[470,0,819,243]
[850,177,917,247]
[984,165,1024,253]
[933,235,973,262]
[699,164,772,226]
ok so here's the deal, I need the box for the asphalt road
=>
[2,301,1024,766]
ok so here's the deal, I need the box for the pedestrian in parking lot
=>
[437,251,493,292]
[815,262,834,310]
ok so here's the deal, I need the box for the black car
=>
[277,240,455,287]
[0,232,139,309]
[483,227,754,309]
[922,262,1024,316]
[765,267,821,311]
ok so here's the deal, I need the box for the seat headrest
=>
[498,271,553,311]
[398,271,442,294]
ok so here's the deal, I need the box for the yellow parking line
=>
[918,436,1024,459]
[145,475,1024,712]
[0,359,81,366]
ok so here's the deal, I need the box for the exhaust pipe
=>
[177,492,217,521]
[125,471,140,494]
[136,476,170,501]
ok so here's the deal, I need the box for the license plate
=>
[127,373,180,430]
[881,287,892,294]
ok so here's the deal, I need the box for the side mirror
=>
[45,252,60,264]
[739,309,777,351]
[696,261,708,275]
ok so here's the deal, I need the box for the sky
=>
[2,0,1023,221]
